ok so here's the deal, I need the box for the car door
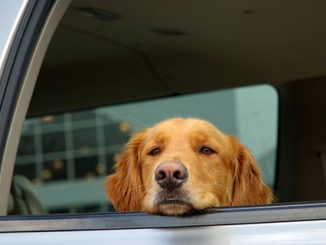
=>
[1,1,326,244]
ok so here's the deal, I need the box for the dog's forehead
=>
[148,118,226,140]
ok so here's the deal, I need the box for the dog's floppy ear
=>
[230,136,273,206]
[106,130,147,212]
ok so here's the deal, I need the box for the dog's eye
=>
[148,147,161,156]
[199,146,216,155]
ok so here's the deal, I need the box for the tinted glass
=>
[13,84,278,214]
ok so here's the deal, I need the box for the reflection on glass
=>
[14,85,278,214]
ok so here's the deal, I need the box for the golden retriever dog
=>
[106,117,273,216]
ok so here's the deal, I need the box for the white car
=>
[1,1,326,244]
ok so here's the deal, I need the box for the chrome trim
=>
[0,219,326,244]
[0,0,71,215]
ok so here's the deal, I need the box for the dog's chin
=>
[156,200,194,216]
[145,188,196,216]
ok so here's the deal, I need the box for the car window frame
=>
[0,0,71,215]
[1,202,326,232]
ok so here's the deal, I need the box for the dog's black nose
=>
[155,161,188,190]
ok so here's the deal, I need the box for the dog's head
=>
[106,118,273,215]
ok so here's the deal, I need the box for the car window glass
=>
[12,84,278,214]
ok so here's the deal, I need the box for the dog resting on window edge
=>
[106,117,273,216]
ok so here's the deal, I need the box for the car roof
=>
[29,0,326,115]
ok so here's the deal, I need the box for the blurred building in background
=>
[15,85,277,213]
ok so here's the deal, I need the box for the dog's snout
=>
[155,161,188,190]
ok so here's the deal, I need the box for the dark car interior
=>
[10,0,326,215]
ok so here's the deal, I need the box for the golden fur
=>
[106,118,273,215]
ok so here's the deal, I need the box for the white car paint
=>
[0,0,28,78]
[0,220,326,245]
